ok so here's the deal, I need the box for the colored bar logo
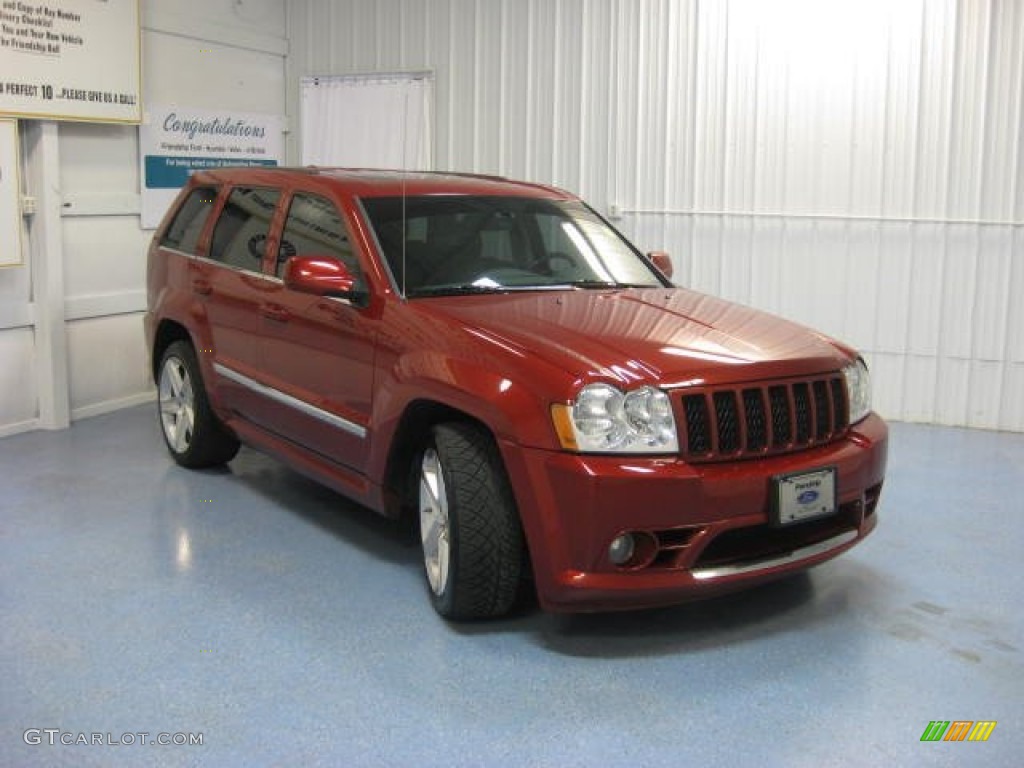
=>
[921,721,997,742]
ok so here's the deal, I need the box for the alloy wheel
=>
[159,356,196,455]
[419,447,451,596]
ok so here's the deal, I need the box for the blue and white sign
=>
[139,104,283,229]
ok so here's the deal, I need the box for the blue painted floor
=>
[1,406,1022,767]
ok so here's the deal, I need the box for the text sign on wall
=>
[0,0,141,123]
[139,104,284,229]
[0,119,21,267]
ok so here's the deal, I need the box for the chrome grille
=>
[678,374,849,461]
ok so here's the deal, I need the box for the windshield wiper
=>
[407,283,567,298]
[563,280,658,290]
[563,279,618,289]
[407,281,655,297]
[407,284,507,298]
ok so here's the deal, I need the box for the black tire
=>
[156,340,240,468]
[418,422,524,620]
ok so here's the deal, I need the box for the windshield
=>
[360,195,666,297]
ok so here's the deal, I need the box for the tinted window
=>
[160,186,218,253]
[209,187,281,271]
[278,193,361,280]
[361,196,663,296]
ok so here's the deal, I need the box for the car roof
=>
[188,166,576,200]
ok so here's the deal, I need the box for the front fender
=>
[366,348,571,482]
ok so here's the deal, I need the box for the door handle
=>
[191,278,212,296]
[262,303,290,322]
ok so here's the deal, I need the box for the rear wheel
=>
[419,423,524,619]
[157,341,239,468]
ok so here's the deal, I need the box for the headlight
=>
[551,383,679,453]
[843,358,872,424]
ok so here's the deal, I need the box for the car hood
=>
[416,287,852,387]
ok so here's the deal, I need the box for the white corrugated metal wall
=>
[286,0,1024,431]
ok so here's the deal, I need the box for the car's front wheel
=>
[157,341,239,468]
[419,423,524,619]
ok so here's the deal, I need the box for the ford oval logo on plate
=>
[797,490,819,505]
[774,467,836,526]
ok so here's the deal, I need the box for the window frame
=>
[205,185,284,275]
[158,184,221,256]
[275,190,364,283]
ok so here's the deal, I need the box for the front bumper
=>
[500,413,888,612]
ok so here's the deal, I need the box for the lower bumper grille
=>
[630,483,882,573]
[693,499,863,570]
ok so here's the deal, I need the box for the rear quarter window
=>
[160,186,218,253]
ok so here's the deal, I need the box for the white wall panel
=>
[747,219,785,318]
[0,252,31,328]
[914,0,956,218]
[938,225,981,365]
[871,352,908,425]
[287,0,1023,430]
[143,30,286,114]
[1001,364,1024,432]
[1007,228,1024,363]
[874,225,914,355]
[66,316,153,420]
[0,329,37,437]
[906,224,946,357]
[967,359,1004,430]
[980,0,1023,221]
[902,355,939,425]
[61,217,150,303]
[973,228,1014,360]
[935,357,971,426]
[146,0,285,53]
[718,218,753,306]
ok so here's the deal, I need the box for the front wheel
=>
[419,423,524,620]
[157,341,239,468]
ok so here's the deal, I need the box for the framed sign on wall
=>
[0,0,141,123]
[139,104,284,229]
[0,119,20,267]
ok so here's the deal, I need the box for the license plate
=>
[772,467,837,526]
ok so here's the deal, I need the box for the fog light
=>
[608,534,635,565]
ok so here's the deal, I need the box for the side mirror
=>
[283,256,368,305]
[648,251,674,280]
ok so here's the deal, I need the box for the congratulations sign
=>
[140,104,283,229]
[0,0,140,123]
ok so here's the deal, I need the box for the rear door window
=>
[209,187,282,271]
[160,186,218,254]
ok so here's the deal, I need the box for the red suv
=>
[145,168,887,619]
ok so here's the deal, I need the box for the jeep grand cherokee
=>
[145,168,887,619]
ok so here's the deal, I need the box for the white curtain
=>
[300,73,433,169]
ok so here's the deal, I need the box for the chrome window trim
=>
[690,529,857,581]
[161,244,278,282]
[160,246,199,260]
[213,363,367,439]
[192,254,279,281]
